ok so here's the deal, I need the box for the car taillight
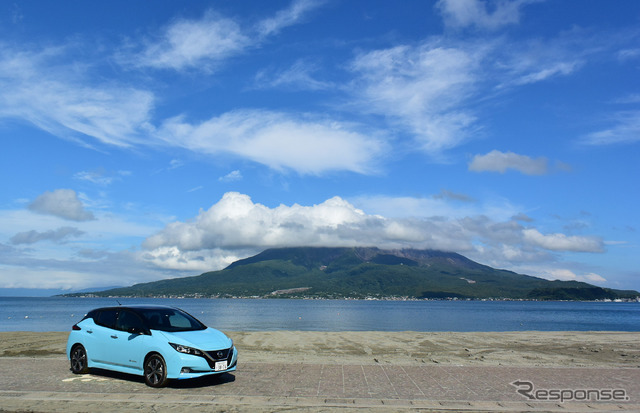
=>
[72,324,81,331]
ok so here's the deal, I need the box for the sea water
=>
[1,297,639,332]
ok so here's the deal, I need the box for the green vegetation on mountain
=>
[75,247,639,300]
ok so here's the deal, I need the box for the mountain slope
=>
[80,247,639,300]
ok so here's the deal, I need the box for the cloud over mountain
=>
[142,192,605,272]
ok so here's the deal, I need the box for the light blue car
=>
[66,305,237,387]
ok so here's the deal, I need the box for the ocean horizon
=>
[1,297,639,333]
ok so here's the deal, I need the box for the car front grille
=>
[203,347,233,368]
[205,348,232,361]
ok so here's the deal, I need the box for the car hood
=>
[154,328,232,350]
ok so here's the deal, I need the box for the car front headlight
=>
[169,342,203,356]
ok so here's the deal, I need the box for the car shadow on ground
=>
[86,368,235,388]
[171,372,236,388]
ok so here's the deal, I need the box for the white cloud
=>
[158,110,385,175]
[142,192,438,270]
[219,170,243,182]
[74,169,130,186]
[581,111,640,145]
[28,189,95,222]
[617,48,640,61]
[610,94,640,104]
[141,246,249,272]
[254,59,333,91]
[469,150,548,175]
[545,269,607,284]
[169,159,184,170]
[257,0,326,37]
[130,1,324,72]
[492,29,597,90]
[187,186,204,193]
[523,228,604,253]
[436,0,534,30]
[349,42,480,154]
[0,44,154,148]
[513,61,580,85]
[350,194,495,220]
[0,42,383,176]
[141,192,605,272]
[584,272,607,283]
[143,192,372,253]
[346,32,594,157]
[132,11,251,71]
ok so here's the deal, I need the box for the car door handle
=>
[110,335,118,339]
[86,330,93,334]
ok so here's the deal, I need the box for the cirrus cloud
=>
[436,0,535,30]
[581,110,640,145]
[257,0,326,37]
[0,44,154,148]
[128,1,325,72]
[349,42,480,154]
[131,11,251,71]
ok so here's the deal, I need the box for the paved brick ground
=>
[0,358,638,412]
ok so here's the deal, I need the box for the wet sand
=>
[2,330,639,367]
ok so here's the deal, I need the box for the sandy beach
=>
[1,331,639,412]
[1,330,639,367]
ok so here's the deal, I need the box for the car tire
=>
[70,344,89,374]
[144,353,169,388]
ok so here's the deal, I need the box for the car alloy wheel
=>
[70,344,89,374]
[144,354,169,387]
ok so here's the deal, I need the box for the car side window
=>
[115,310,145,333]
[95,309,118,329]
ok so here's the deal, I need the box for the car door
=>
[109,309,147,371]
[90,308,119,365]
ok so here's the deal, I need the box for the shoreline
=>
[61,294,640,302]
[2,330,639,368]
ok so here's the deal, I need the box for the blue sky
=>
[1,0,639,295]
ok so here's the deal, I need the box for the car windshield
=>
[138,308,206,332]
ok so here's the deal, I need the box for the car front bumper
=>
[167,346,238,379]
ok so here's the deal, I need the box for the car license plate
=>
[214,361,227,371]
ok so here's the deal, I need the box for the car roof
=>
[90,305,180,312]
